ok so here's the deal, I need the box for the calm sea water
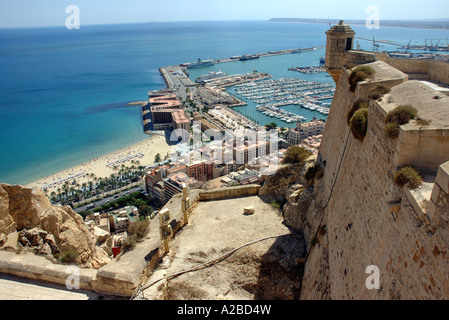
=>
[0,21,446,185]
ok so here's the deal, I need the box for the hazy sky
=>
[1,0,448,28]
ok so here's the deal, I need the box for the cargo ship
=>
[187,58,215,69]
[239,54,260,61]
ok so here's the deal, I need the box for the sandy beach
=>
[26,134,175,194]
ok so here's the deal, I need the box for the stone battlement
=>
[299,22,449,300]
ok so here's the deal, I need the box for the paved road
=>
[74,185,146,213]
[0,273,123,300]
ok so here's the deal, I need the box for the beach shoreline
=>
[25,133,175,194]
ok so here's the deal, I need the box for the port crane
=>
[372,37,385,52]
[425,39,449,51]
[405,39,413,53]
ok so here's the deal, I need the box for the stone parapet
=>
[0,250,97,292]
[199,184,261,201]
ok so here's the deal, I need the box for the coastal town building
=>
[186,160,219,182]
[164,172,193,203]
[233,139,271,165]
[193,112,220,132]
[221,169,261,186]
[153,181,166,205]
[85,206,139,235]
[287,119,325,147]
[149,90,190,141]
[232,169,261,185]
[301,135,323,154]
[144,164,200,205]
[144,165,169,196]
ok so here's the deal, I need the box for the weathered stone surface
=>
[0,184,111,269]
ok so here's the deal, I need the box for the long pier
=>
[158,47,324,96]
[212,46,324,65]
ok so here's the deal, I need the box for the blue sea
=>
[0,21,447,185]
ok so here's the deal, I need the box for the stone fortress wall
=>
[298,21,449,299]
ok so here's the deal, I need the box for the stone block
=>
[388,201,401,214]
[3,231,18,253]
[399,127,420,146]
[396,141,421,160]
[435,162,449,194]
[244,206,255,215]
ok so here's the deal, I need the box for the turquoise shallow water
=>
[0,21,446,185]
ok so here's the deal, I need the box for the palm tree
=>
[93,175,98,186]
[57,188,62,203]
[96,177,105,197]
[90,173,96,186]
[138,165,144,175]
[62,181,70,204]
[110,174,117,191]
[50,191,57,204]
[74,190,82,204]
[69,187,76,203]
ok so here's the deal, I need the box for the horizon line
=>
[1,17,449,30]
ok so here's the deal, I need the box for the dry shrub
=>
[347,99,369,125]
[394,166,423,189]
[282,146,312,165]
[349,66,375,92]
[350,108,369,141]
[386,105,418,125]
[385,105,418,139]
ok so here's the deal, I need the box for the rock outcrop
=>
[259,159,315,200]
[0,184,111,269]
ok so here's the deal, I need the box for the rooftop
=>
[171,110,189,124]
[300,121,325,128]
[380,80,449,128]
[325,20,356,34]
[149,95,182,109]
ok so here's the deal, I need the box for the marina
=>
[158,46,335,130]
[231,78,334,123]
[288,66,327,74]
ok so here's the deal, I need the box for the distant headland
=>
[270,18,449,30]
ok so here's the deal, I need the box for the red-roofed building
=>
[149,91,191,138]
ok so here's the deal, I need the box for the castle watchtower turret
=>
[325,20,355,83]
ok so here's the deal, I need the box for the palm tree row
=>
[48,160,146,206]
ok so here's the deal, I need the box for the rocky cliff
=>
[0,184,111,269]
